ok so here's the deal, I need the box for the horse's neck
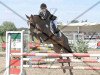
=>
[33,15,41,23]
[33,15,51,31]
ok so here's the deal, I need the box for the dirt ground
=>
[0,55,100,75]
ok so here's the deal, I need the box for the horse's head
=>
[26,14,51,35]
[26,14,35,26]
[26,14,42,34]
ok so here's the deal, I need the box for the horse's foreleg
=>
[32,36,34,42]
[30,34,34,42]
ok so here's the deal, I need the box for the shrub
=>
[71,39,88,53]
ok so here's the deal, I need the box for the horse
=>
[26,14,73,74]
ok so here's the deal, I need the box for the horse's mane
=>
[33,15,40,19]
[34,15,39,16]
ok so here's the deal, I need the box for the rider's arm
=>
[40,10,52,20]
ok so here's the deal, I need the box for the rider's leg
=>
[51,20,57,33]
[51,20,60,37]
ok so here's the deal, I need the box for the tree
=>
[71,20,79,23]
[0,21,17,42]
[0,25,4,35]
[3,21,17,33]
[0,25,5,42]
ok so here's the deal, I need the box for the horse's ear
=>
[31,14,33,17]
[26,15,30,19]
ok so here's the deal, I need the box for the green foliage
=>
[0,21,17,42]
[0,21,17,35]
[71,39,88,53]
[0,25,5,35]
[3,21,17,31]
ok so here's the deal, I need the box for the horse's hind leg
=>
[67,57,73,75]
[53,44,66,73]
[53,44,61,53]
[63,36,73,53]
[59,57,66,73]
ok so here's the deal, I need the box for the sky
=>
[0,0,100,28]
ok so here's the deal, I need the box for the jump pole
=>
[11,53,100,57]
[23,58,100,63]
[23,65,100,70]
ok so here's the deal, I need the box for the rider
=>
[39,3,60,38]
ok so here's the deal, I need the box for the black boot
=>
[56,30,60,38]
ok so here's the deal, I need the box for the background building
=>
[58,22,100,49]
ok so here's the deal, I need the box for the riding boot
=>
[56,31,60,38]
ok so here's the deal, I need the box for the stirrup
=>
[56,33,60,38]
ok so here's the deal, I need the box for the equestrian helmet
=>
[40,3,47,9]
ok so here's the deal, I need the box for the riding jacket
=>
[39,9,57,21]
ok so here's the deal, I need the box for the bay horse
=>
[26,14,73,74]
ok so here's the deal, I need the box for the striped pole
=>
[23,58,100,63]
[32,51,55,53]
[23,65,100,70]
[11,53,100,57]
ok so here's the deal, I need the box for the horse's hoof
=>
[32,41,34,42]
[63,69,66,73]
